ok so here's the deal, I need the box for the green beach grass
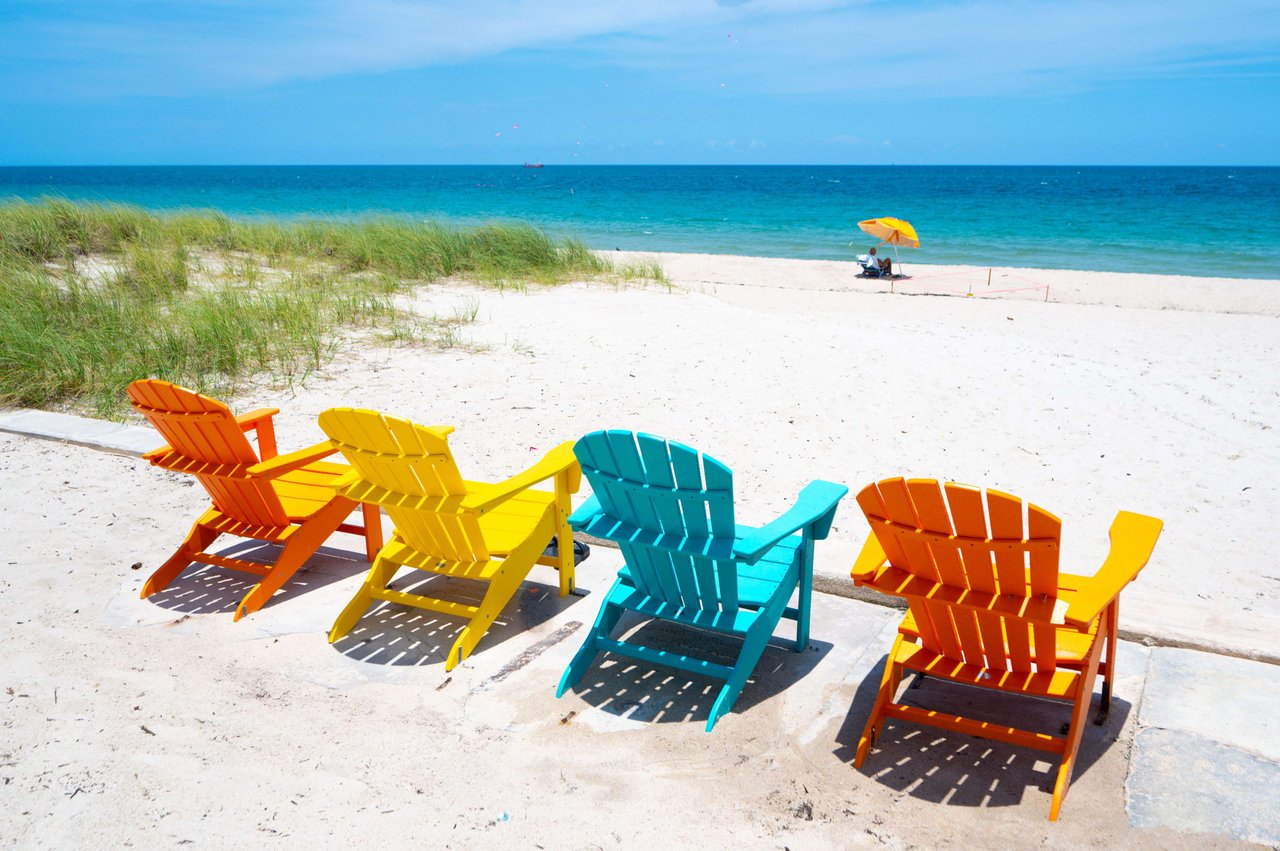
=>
[0,198,662,417]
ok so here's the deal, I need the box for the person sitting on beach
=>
[865,247,891,277]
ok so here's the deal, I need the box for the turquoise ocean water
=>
[2,165,1278,279]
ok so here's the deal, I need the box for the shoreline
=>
[612,251,1280,315]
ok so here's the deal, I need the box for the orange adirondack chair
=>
[127,379,383,621]
[849,477,1162,821]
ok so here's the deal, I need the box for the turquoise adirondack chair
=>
[556,430,848,731]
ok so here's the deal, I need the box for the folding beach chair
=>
[318,408,581,671]
[556,430,848,731]
[850,477,1162,820]
[127,379,382,621]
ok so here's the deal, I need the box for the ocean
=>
[2,165,1277,279]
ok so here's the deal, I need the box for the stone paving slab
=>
[0,408,156,456]
[1126,646,1280,844]
[1139,646,1280,762]
[1128,727,1280,845]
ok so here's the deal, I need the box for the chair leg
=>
[446,562,525,672]
[361,504,384,562]
[855,635,905,768]
[445,516,548,671]
[1096,600,1120,725]
[1050,630,1105,821]
[233,498,353,621]
[554,469,576,597]
[556,587,625,698]
[706,579,794,732]
[141,521,220,598]
[795,543,814,652]
[329,550,398,643]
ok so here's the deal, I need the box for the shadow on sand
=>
[143,539,371,616]
[330,572,588,668]
[563,612,832,727]
[832,654,1133,810]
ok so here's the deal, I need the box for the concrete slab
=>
[1139,646,1280,761]
[1128,728,1280,845]
[0,408,157,456]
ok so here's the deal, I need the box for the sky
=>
[1,0,1278,165]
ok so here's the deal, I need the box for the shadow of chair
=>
[566,610,833,726]
[144,538,373,617]
[834,659,1133,809]
[330,572,586,667]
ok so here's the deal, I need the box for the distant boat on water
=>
[523,162,544,168]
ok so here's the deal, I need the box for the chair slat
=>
[605,430,662,532]
[1028,503,1063,598]
[856,483,911,572]
[986,488,1028,597]
[945,483,997,593]
[669,441,710,540]
[880,477,939,583]
[907,479,967,588]
[703,455,735,539]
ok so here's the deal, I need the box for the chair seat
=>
[274,460,356,522]
[465,483,556,555]
[373,489,556,580]
[617,532,803,608]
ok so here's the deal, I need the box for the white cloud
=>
[4,0,1278,100]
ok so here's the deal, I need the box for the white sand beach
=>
[2,253,1278,846]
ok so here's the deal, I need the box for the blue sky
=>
[2,0,1278,165]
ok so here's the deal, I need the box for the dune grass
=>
[0,198,651,417]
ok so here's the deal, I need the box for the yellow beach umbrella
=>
[857,217,920,273]
[858,217,920,247]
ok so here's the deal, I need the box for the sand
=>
[1,253,1277,846]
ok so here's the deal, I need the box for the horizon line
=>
[2,162,1277,169]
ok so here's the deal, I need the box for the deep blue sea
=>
[2,165,1278,279]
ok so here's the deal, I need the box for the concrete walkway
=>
[1,416,1277,846]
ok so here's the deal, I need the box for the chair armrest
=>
[732,480,849,564]
[568,493,604,529]
[1063,511,1163,628]
[850,533,888,584]
[461,441,578,515]
[247,440,338,479]
[235,408,279,429]
[236,407,280,459]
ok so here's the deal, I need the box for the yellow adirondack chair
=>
[849,477,1162,821]
[127,379,383,621]
[317,408,581,671]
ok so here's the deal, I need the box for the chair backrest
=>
[127,379,289,527]
[317,408,489,564]
[575,430,741,612]
[856,477,1064,674]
